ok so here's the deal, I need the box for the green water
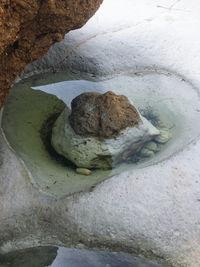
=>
[0,246,162,267]
[2,70,200,198]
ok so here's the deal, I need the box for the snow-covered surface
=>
[2,0,200,266]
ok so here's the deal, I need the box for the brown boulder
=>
[69,91,141,138]
[0,0,103,109]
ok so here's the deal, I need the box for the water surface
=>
[0,246,162,267]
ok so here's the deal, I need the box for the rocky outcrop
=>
[70,91,141,138]
[0,0,103,109]
[51,106,160,169]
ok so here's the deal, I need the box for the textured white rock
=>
[51,107,160,169]
[3,1,200,267]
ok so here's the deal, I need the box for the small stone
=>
[144,141,160,152]
[140,148,154,158]
[69,91,141,138]
[76,168,92,175]
[0,0,103,109]
[154,129,171,144]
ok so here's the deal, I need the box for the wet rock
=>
[51,107,160,169]
[69,91,141,138]
[140,141,160,158]
[140,148,154,158]
[0,0,103,109]
[144,141,160,152]
[140,141,160,157]
[140,130,171,158]
[154,128,171,144]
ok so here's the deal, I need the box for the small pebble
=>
[140,148,154,158]
[154,129,171,144]
[76,168,92,175]
[144,141,160,152]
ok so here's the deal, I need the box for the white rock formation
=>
[2,1,200,266]
[51,107,160,169]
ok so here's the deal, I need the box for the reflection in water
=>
[0,246,162,267]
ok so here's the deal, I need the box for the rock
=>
[140,148,154,158]
[154,128,171,144]
[69,91,141,138]
[142,141,160,153]
[76,168,92,176]
[140,130,170,158]
[51,107,160,169]
[0,0,103,109]
[140,141,160,158]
